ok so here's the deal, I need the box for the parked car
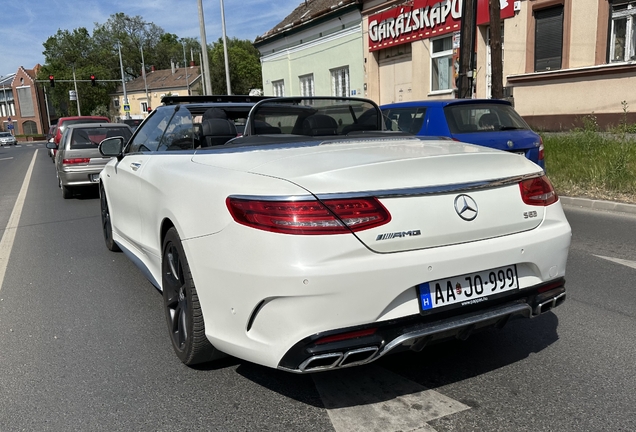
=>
[381,99,545,170]
[98,95,570,373]
[46,125,57,159]
[0,131,17,146]
[49,116,110,162]
[47,123,132,198]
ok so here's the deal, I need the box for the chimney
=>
[151,65,156,72]
[190,61,195,68]
[171,60,175,74]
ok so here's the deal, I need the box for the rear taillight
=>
[62,158,90,165]
[226,197,391,235]
[538,137,544,161]
[519,175,558,206]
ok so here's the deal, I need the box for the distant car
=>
[97,95,570,373]
[120,118,143,132]
[381,99,545,170]
[47,123,132,199]
[49,116,110,162]
[46,125,57,158]
[0,131,17,146]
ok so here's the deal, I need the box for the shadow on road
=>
[231,312,560,409]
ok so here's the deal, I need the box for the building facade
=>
[0,66,49,136]
[255,0,366,98]
[111,65,201,120]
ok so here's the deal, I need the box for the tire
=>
[60,178,73,199]
[162,227,220,365]
[100,184,121,252]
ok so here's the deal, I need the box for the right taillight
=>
[519,175,558,206]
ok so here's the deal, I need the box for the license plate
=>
[90,174,100,182]
[417,265,518,314]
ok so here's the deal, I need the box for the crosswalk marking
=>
[595,255,636,271]
[313,364,470,432]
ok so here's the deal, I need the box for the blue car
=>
[381,99,545,170]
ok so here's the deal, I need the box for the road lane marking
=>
[0,157,14,161]
[313,364,470,432]
[0,150,38,291]
[594,255,636,271]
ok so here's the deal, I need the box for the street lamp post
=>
[220,0,232,95]
[197,0,213,95]
[118,42,130,119]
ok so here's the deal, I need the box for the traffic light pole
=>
[72,65,81,116]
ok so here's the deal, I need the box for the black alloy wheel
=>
[100,184,120,252]
[162,227,219,365]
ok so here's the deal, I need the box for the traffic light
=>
[147,106,152,113]
[49,75,55,87]
[90,74,96,86]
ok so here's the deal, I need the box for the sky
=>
[0,0,302,77]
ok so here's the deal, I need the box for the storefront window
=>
[610,2,636,62]
[431,36,453,92]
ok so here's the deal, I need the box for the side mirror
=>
[46,141,57,149]
[99,137,124,159]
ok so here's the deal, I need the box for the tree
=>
[209,38,262,95]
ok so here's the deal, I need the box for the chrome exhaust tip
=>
[298,352,343,372]
[535,292,566,315]
[339,347,378,367]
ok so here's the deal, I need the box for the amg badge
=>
[376,230,421,241]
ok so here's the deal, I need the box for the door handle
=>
[130,162,141,171]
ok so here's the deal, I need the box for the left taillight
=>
[519,175,558,206]
[226,197,391,235]
[62,158,90,165]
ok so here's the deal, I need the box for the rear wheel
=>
[60,178,72,199]
[162,227,220,365]
[100,184,120,252]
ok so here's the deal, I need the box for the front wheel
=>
[162,227,221,365]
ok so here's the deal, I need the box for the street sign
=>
[7,117,10,122]
[69,90,77,101]
[7,124,14,130]
[123,104,130,112]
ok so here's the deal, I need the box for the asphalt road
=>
[1,143,635,431]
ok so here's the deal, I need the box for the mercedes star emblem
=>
[454,194,478,221]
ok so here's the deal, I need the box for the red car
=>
[50,116,110,161]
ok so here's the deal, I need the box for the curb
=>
[560,196,636,215]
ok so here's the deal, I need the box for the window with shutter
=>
[534,6,564,72]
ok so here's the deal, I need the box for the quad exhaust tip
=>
[534,292,566,315]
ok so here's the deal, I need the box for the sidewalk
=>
[560,196,636,215]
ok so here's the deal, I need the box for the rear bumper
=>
[278,283,566,373]
[59,167,104,187]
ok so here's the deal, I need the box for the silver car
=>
[47,123,132,198]
[0,131,17,146]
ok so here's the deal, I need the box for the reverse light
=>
[519,175,558,206]
[62,158,90,165]
[226,197,391,235]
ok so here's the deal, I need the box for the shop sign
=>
[368,0,515,52]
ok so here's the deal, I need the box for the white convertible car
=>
[98,96,571,373]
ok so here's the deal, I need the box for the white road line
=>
[594,255,636,270]
[0,150,38,291]
[313,364,470,432]
[0,157,14,161]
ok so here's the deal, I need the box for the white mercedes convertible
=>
[98,96,571,373]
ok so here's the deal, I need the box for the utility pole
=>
[118,43,130,119]
[489,0,504,99]
[72,64,81,116]
[197,0,213,95]
[220,0,232,95]
[458,0,477,98]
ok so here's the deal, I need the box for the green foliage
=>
[209,37,263,95]
[38,13,209,117]
[542,130,636,202]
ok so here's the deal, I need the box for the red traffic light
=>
[49,75,55,87]
[147,106,152,113]
[90,74,96,86]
